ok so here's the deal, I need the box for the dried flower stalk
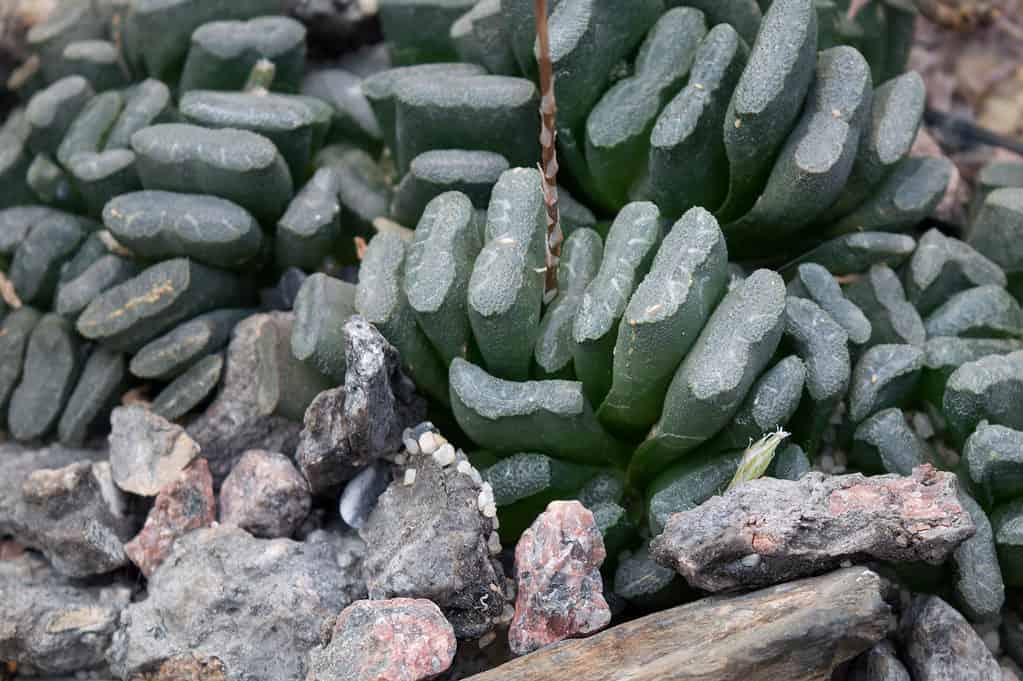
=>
[535,0,562,295]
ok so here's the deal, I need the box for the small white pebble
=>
[419,432,440,455]
[456,460,473,475]
[211,520,220,528]
[840,559,853,568]
[482,502,497,518]
[403,469,417,486]
[488,532,502,555]
[470,467,483,486]
[477,483,495,513]
[433,443,456,467]
[403,437,419,455]
[740,554,761,568]
[478,631,497,649]
[392,453,408,466]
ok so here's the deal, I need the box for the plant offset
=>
[3,0,1023,679]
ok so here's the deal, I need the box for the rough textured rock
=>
[847,640,911,681]
[460,567,890,681]
[360,424,508,640]
[296,315,426,495]
[107,525,358,681]
[509,500,610,656]
[220,449,311,538]
[123,458,217,577]
[187,313,306,483]
[0,443,135,577]
[305,522,369,605]
[0,552,133,676]
[108,405,200,496]
[899,595,1001,681]
[305,598,457,681]
[651,465,974,592]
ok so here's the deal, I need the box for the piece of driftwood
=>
[463,567,891,681]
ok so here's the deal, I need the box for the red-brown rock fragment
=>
[124,457,216,577]
[305,598,456,681]
[509,500,611,656]
[651,465,975,592]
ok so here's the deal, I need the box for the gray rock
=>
[651,465,974,592]
[305,598,457,681]
[305,523,369,604]
[220,450,311,538]
[0,443,135,577]
[107,525,359,681]
[296,315,426,495]
[187,312,309,483]
[899,595,1001,681]
[847,640,911,681]
[361,425,508,639]
[108,405,200,496]
[0,552,132,675]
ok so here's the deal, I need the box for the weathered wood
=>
[462,567,890,681]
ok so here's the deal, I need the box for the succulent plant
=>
[374,0,946,260]
[2,0,1022,624]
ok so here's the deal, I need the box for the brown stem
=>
[534,0,562,295]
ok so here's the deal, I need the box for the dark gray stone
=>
[296,315,426,495]
[0,551,132,675]
[651,466,974,592]
[899,595,1001,681]
[361,425,508,639]
[0,443,135,577]
[304,522,369,605]
[106,525,359,681]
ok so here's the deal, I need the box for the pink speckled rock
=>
[124,458,216,577]
[306,598,456,681]
[220,450,311,538]
[651,465,975,592]
[509,500,611,656]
